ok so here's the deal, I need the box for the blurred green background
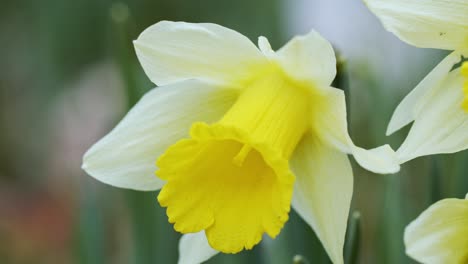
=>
[0,0,466,263]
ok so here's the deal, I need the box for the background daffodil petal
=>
[310,87,400,174]
[387,51,463,135]
[134,21,268,87]
[291,134,353,264]
[82,80,238,191]
[364,0,468,50]
[404,198,468,264]
[350,144,400,174]
[396,69,468,163]
[274,30,337,87]
[178,232,218,264]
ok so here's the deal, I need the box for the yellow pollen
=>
[462,62,468,112]
[232,144,252,166]
[156,67,311,253]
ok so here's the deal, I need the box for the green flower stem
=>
[109,3,168,263]
[429,157,442,203]
[333,52,350,127]
[344,211,361,264]
[75,183,105,264]
[293,255,310,264]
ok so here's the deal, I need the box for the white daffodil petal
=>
[364,0,468,50]
[311,87,400,174]
[178,232,219,264]
[387,51,462,135]
[397,69,468,163]
[291,134,353,264]
[82,80,238,191]
[404,198,468,264]
[134,21,267,86]
[350,145,400,174]
[257,36,275,58]
[274,30,337,87]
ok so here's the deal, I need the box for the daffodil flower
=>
[364,0,468,163]
[404,194,468,264]
[82,21,399,264]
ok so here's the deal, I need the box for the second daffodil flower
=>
[82,21,399,264]
[404,194,468,264]
[364,0,468,163]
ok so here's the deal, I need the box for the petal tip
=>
[258,36,274,57]
[385,124,397,136]
[81,146,96,172]
[81,161,88,171]
[352,144,400,174]
[275,28,336,87]
[386,114,407,136]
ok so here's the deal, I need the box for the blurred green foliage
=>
[0,0,466,264]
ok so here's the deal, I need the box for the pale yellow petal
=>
[291,134,353,264]
[82,80,238,191]
[274,30,337,87]
[364,0,468,50]
[404,198,468,263]
[350,144,400,174]
[134,21,268,86]
[178,232,218,264]
[257,36,275,58]
[387,51,463,135]
[310,87,400,174]
[397,68,468,163]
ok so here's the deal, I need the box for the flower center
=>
[156,69,311,253]
[462,62,468,112]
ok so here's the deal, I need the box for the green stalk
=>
[293,255,310,264]
[109,3,164,263]
[429,157,442,203]
[344,211,361,264]
[75,183,105,264]
[333,53,351,126]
